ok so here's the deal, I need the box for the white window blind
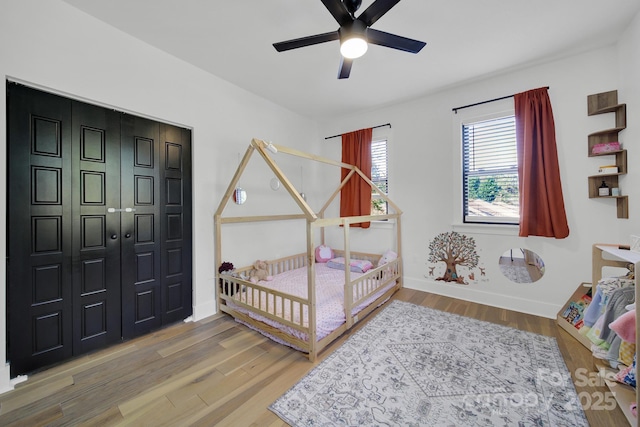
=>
[463,116,519,224]
[371,139,388,215]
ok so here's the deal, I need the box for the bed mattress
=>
[227,263,396,348]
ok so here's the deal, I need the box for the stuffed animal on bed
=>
[377,250,398,278]
[378,250,398,267]
[249,260,273,284]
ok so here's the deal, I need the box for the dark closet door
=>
[7,85,123,373]
[120,115,163,337]
[7,84,74,375]
[120,119,193,336]
[71,101,123,354]
[159,125,192,325]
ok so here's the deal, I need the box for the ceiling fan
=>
[272,0,426,79]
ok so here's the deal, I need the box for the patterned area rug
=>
[270,300,588,426]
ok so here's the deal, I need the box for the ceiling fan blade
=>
[321,0,353,26]
[273,31,339,52]
[338,57,353,79]
[367,28,426,53]
[358,0,401,27]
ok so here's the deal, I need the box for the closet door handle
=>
[107,208,136,213]
[125,233,131,239]
[110,234,118,240]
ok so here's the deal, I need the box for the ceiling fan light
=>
[340,37,368,59]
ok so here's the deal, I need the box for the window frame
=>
[370,127,391,223]
[452,99,520,230]
[462,114,519,225]
[370,138,388,216]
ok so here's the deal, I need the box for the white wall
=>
[319,13,640,320]
[618,10,640,210]
[0,0,318,390]
[1,0,638,393]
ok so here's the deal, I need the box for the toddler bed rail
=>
[218,251,401,360]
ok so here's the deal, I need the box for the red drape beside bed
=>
[341,128,373,228]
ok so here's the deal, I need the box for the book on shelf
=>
[597,165,618,174]
[560,291,592,329]
[556,283,593,349]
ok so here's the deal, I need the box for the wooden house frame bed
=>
[214,138,403,361]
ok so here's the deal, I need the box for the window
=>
[371,139,388,215]
[462,115,519,224]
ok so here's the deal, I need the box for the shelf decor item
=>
[592,141,621,154]
[599,180,610,196]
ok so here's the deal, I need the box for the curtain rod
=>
[324,123,391,140]
[452,86,550,114]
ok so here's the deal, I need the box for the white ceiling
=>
[60,0,640,121]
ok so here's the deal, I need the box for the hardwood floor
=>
[0,288,630,426]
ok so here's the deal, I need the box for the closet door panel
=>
[121,115,162,338]
[160,125,192,324]
[7,84,73,376]
[71,101,122,354]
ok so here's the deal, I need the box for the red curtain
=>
[515,87,569,238]
[340,128,373,228]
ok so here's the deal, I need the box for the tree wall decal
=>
[428,231,479,284]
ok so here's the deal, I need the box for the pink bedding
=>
[227,263,395,348]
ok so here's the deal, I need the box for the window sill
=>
[452,222,519,236]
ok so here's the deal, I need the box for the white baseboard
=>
[192,299,217,322]
[0,363,26,396]
[403,276,560,319]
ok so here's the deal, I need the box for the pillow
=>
[315,245,334,263]
[377,250,398,267]
[327,257,374,274]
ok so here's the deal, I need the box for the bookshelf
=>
[587,90,628,218]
